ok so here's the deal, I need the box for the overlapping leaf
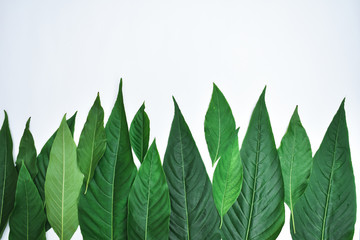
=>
[15,118,37,179]
[291,100,356,240]
[9,165,46,240]
[163,98,220,240]
[222,88,285,240]
[278,106,312,232]
[45,115,83,240]
[130,103,150,163]
[78,80,137,240]
[77,93,106,193]
[0,111,18,237]
[128,140,170,240]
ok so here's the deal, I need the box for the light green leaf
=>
[163,98,221,240]
[291,100,356,240]
[204,83,236,166]
[9,165,46,240]
[77,93,106,194]
[45,115,83,240]
[130,103,150,163]
[15,118,37,178]
[0,111,18,237]
[222,87,285,240]
[127,140,170,240]
[212,129,242,228]
[78,79,137,240]
[278,106,312,233]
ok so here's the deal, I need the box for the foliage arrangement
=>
[0,80,356,240]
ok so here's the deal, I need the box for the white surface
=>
[0,0,359,239]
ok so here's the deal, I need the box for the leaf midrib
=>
[85,113,98,193]
[145,154,153,239]
[214,92,221,163]
[321,114,341,240]
[25,178,29,240]
[61,127,65,240]
[289,125,297,233]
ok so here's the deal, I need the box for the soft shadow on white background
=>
[0,1,359,239]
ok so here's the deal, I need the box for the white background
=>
[1,0,359,239]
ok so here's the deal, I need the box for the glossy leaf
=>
[278,106,312,232]
[128,140,170,240]
[291,100,356,240]
[222,88,285,240]
[78,80,137,240]
[15,118,37,179]
[212,129,242,228]
[204,83,236,166]
[45,115,83,240]
[0,111,18,237]
[9,165,46,240]
[163,98,221,240]
[130,103,150,163]
[77,93,106,194]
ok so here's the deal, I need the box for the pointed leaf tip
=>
[25,117,31,129]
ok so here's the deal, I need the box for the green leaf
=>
[127,140,170,240]
[77,93,106,194]
[130,103,150,163]
[204,83,236,166]
[15,117,37,179]
[45,115,83,240]
[278,106,312,233]
[9,165,46,240]
[212,129,242,228]
[163,98,221,240]
[222,88,285,240]
[78,79,137,240]
[0,111,18,237]
[291,99,356,240]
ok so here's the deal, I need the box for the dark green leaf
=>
[278,106,312,232]
[291,100,356,239]
[0,111,18,237]
[130,103,150,163]
[204,83,236,166]
[78,79,137,240]
[77,93,106,194]
[15,117,37,178]
[45,115,83,240]
[163,98,221,240]
[128,140,170,240]
[9,165,46,240]
[222,88,285,240]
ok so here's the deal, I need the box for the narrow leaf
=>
[278,106,312,233]
[205,83,236,166]
[77,93,106,194]
[291,100,356,240]
[130,103,150,163]
[9,165,46,240]
[212,130,243,228]
[45,115,83,240]
[78,79,137,240]
[15,117,37,178]
[128,140,170,240]
[222,88,285,240]
[163,98,221,240]
[0,111,18,237]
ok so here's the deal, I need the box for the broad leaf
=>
[77,93,106,194]
[130,103,150,163]
[222,88,285,240]
[0,111,18,237]
[128,140,170,240]
[212,129,242,228]
[78,79,137,240]
[45,115,83,240]
[204,83,236,166]
[163,98,221,240]
[9,165,46,240]
[15,117,37,178]
[278,106,312,232]
[291,100,356,240]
